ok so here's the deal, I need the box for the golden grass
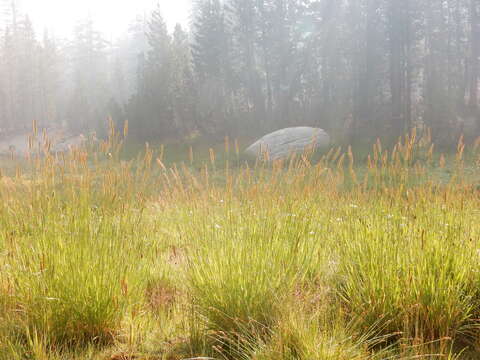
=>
[1,126,480,359]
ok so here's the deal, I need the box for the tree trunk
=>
[469,0,479,110]
[404,0,412,129]
[388,0,406,138]
[257,0,274,127]
[359,0,381,120]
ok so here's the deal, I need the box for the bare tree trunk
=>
[359,0,381,119]
[257,0,274,127]
[404,0,412,130]
[469,0,479,110]
[388,0,406,138]
[456,0,467,108]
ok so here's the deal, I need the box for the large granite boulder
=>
[245,127,330,161]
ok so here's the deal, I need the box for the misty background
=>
[0,0,478,146]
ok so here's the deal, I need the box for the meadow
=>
[2,126,480,359]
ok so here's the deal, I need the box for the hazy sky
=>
[18,0,191,38]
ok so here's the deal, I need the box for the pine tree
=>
[142,4,175,137]
[16,15,38,127]
[171,24,196,134]
[68,16,110,133]
[192,0,229,81]
[225,0,266,126]
[126,4,177,139]
[37,31,61,126]
[119,14,149,98]
[191,0,233,133]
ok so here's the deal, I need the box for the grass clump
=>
[186,201,317,340]
[3,129,480,359]
[0,193,151,351]
[337,195,480,344]
[247,302,383,360]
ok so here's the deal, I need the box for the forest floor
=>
[2,131,480,359]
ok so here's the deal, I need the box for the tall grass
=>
[186,200,318,336]
[0,129,158,355]
[337,193,480,342]
[2,127,480,359]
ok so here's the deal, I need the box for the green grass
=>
[186,201,316,337]
[2,128,480,359]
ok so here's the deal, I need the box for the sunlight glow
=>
[18,0,190,38]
